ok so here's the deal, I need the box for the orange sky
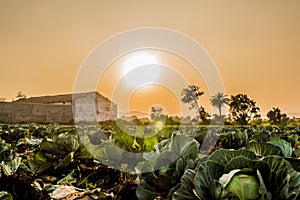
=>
[1,1,300,117]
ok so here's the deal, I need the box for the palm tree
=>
[210,93,228,117]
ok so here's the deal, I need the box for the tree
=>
[181,85,204,111]
[280,114,289,126]
[149,105,164,120]
[267,107,289,125]
[198,106,211,125]
[0,97,6,102]
[15,91,27,100]
[228,94,260,125]
[210,93,229,117]
[181,85,210,124]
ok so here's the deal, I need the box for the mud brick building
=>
[0,91,117,124]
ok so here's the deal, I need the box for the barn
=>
[0,91,117,124]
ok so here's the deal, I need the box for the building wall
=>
[73,93,117,123]
[0,94,117,124]
[96,95,117,121]
[0,102,73,124]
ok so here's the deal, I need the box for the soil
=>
[0,170,50,200]
[0,163,139,200]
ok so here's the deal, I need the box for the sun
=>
[121,52,161,88]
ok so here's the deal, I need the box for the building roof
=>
[15,91,113,104]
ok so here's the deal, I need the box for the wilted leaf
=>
[1,157,22,176]
[17,138,42,146]
[50,185,77,199]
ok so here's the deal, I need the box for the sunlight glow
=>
[121,52,161,87]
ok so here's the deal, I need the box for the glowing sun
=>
[121,52,161,87]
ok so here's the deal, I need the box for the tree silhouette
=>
[15,91,27,100]
[228,94,260,125]
[149,105,164,120]
[181,85,210,124]
[0,97,6,102]
[267,107,289,125]
[198,106,211,125]
[210,93,228,117]
[181,85,204,111]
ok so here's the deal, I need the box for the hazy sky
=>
[1,1,300,117]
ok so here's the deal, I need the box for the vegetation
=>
[0,123,300,199]
[228,94,261,125]
[210,92,229,118]
[181,85,204,111]
[137,125,300,199]
[179,86,291,126]
[15,91,27,100]
[181,85,210,124]
[0,123,139,199]
[0,87,299,199]
[150,105,163,118]
[1,87,294,126]
[267,107,289,125]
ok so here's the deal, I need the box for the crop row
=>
[0,122,300,199]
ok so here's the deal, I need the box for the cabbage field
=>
[1,122,300,200]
